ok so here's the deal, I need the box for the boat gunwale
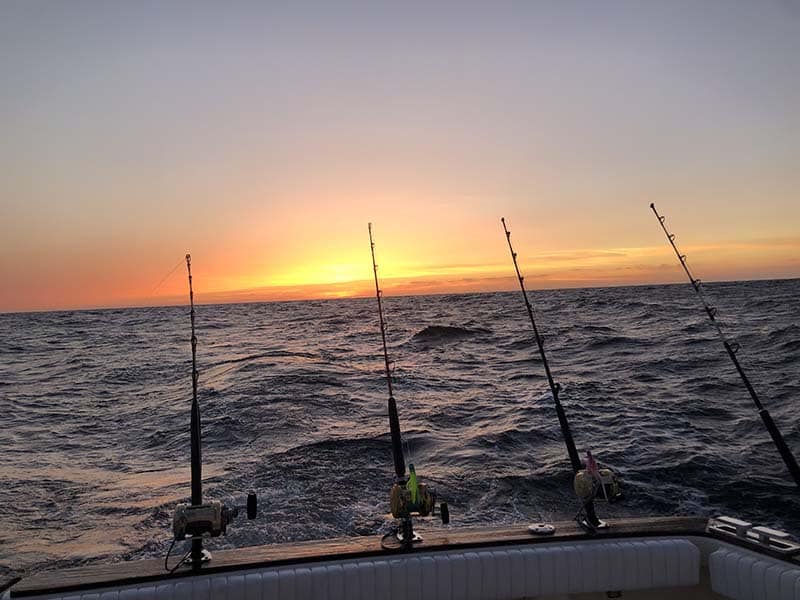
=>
[13,515,800,598]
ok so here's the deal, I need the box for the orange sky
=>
[189,232,800,306]
[2,4,799,312]
[3,216,797,312]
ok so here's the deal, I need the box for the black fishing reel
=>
[172,493,258,541]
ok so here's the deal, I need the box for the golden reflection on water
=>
[4,464,226,568]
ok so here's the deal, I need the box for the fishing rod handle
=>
[760,409,800,488]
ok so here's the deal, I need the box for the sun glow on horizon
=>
[120,237,800,313]
[2,3,799,313]
[2,234,798,312]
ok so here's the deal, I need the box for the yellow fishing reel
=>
[574,467,622,503]
[389,464,449,522]
[390,481,435,518]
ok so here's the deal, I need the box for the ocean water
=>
[1,279,799,579]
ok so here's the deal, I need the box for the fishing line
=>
[119,256,190,325]
[163,538,191,573]
[150,258,186,297]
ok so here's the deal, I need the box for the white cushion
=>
[710,547,800,600]
[20,537,700,600]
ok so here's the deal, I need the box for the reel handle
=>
[247,492,258,519]
[231,492,259,519]
[439,502,450,525]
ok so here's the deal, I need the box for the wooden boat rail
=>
[3,515,754,598]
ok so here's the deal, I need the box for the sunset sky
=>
[1,2,798,312]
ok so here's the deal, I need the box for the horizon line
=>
[3,275,797,316]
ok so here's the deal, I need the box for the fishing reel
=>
[387,464,449,548]
[571,452,622,533]
[172,493,258,541]
[390,465,449,522]
[390,481,437,519]
[574,468,622,503]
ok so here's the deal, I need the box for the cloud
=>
[530,250,628,261]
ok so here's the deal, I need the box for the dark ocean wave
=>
[779,339,800,353]
[411,324,491,343]
[768,324,800,343]
[582,335,651,350]
[0,279,798,577]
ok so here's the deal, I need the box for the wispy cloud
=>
[178,237,800,304]
[529,250,628,261]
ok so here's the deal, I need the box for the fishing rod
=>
[368,224,406,482]
[165,255,257,571]
[186,254,204,564]
[650,203,800,488]
[501,218,618,530]
[368,224,448,549]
